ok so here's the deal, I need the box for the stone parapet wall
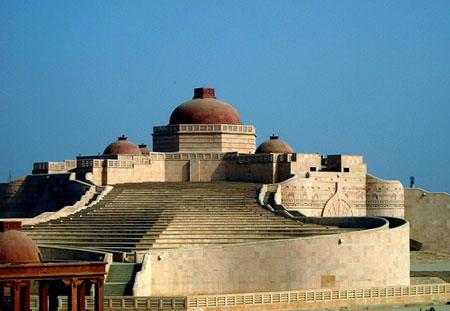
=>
[404,188,450,253]
[366,174,404,218]
[279,172,367,217]
[143,218,409,296]
[32,160,77,174]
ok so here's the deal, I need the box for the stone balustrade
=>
[21,283,450,310]
[187,283,450,310]
[153,124,255,135]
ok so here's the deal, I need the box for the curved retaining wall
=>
[142,217,409,296]
[0,174,92,218]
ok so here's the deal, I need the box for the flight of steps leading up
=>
[105,263,141,296]
[23,182,351,253]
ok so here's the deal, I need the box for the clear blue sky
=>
[1,1,449,192]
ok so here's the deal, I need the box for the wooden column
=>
[94,278,104,311]
[20,281,30,311]
[67,278,78,311]
[12,281,21,311]
[77,281,86,311]
[39,282,49,311]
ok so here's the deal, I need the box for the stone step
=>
[26,224,317,231]
[28,227,326,234]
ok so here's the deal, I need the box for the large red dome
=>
[103,135,141,155]
[169,88,241,125]
[0,222,41,264]
[256,135,294,154]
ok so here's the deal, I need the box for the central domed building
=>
[152,87,256,153]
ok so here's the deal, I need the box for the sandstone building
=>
[31,87,404,219]
[1,87,449,309]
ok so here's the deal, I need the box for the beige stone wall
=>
[280,172,367,217]
[153,124,256,153]
[290,153,322,177]
[105,162,165,184]
[197,160,228,182]
[404,188,450,253]
[366,175,404,218]
[85,167,104,185]
[77,155,165,185]
[145,220,410,296]
[340,155,367,173]
[226,155,276,184]
[165,159,190,182]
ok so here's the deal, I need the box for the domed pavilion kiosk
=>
[152,88,256,153]
[0,221,106,311]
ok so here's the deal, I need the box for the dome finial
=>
[193,87,216,99]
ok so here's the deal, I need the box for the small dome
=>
[103,135,141,155]
[169,88,241,125]
[139,143,150,155]
[256,135,294,154]
[0,222,41,264]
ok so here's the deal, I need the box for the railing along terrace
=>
[165,153,224,161]
[27,296,187,310]
[21,284,449,310]
[33,161,77,171]
[153,124,255,134]
[187,283,450,308]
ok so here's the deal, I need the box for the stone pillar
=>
[94,278,104,311]
[39,282,49,311]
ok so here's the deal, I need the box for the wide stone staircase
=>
[23,182,349,253]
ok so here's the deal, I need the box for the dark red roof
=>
[256,135,294,154]
[0,222,41,264]
[169,88,241,125]
[103,135,141,155]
